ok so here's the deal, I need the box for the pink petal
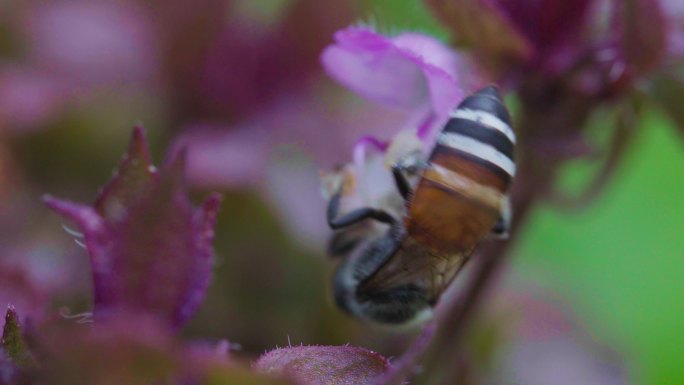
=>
[321,27,463,116]
[172,126,270,189]
[25,2,156,87]
[0,67,70,132]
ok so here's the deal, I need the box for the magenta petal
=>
[322,28,428,108]
[391,32,465,116]
[321,27,463,115]
[255,345,389,385]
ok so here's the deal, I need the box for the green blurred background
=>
[517,111,684,385]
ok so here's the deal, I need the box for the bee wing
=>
[359,238,473,302]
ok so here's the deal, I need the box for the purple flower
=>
[43,126,222,328]
[321,26,470,129]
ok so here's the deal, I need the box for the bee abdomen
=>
[406,86,515,253]
[431,86,516,186]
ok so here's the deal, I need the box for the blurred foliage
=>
[516,112,684,385]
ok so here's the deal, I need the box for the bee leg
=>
[490,195,512,238]
[391,165,412,200]
[327,230,363,258]
[391,158,427,200]
[327,192,396,230]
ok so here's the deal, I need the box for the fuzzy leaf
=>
[44,126,222,328]
[425,0,532,73]
[255,345,389,385]
[1,307,33,367]
[615,0,667,74]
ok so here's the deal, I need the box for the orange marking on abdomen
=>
[430,145,510,192]
[406,179,500,254]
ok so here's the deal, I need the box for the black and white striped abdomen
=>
[431,86,516,187]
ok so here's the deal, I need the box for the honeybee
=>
[326,86,515,326]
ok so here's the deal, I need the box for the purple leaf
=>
[44,126,222,328]
[614,0,667,74]
[255,345,389,385]
[425,0,532,73]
